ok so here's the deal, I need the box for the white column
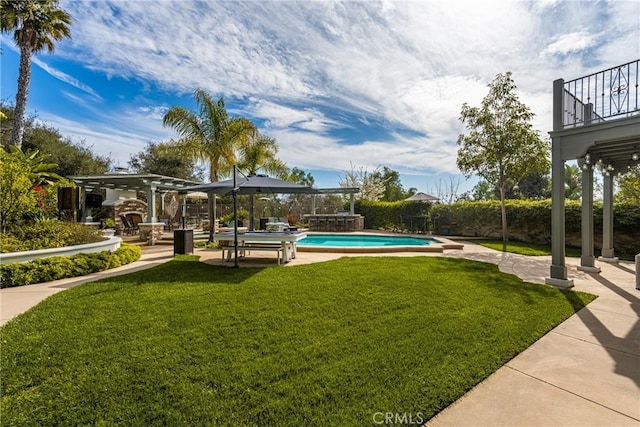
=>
[578,162,600,272]
[146,185,157,223]
[350,193,355,215]
[79,186,88,221]
[599,171,618,263]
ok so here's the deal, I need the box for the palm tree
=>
[1,0,72,149]
[163,89,255,182]
[237,133,288,177]
[237,132,289,229]
[564,164,581,200]
[163,89,256,240]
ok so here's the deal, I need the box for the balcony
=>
[561,59,639,129]
[551,59,640,172]
[547,59,640,288]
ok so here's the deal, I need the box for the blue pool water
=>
[298,234,436,248]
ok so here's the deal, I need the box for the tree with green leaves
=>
[463,180,494,201]
[237,133,287,178]
[6,145,61,186]
[1,0,71,148]
[0,148,38,232]
[128,141,204,181]
[517,172,550,200]
[564,164,581,200]
[163,89,256,240]
[162,89,256,182]
[282,167,316,223]
[236,132,288,229]
[339,163,386,201]
[616,165,640,204]
[287,167,315,187]
[2,103,111,176]
[457,72,549,242]
[371,167,414,201]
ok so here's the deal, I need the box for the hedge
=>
[430,200,640,256]
[0,244,142,288]
[353,200,432,231]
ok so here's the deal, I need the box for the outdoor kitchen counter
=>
[302,214,364,232]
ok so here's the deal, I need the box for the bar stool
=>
[327,216,336,231]
[317,217,327,231]
[309,217,318,231]
[335,216,346,231]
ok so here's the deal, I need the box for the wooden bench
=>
[221,243,289,265]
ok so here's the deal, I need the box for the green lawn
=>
[1,256,595,425]
[474,239,583,257]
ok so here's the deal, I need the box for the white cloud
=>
[137,106,169,121]
[0,35,101,99]
[37,0,640,189]
[542,30,599,57]
[37,106,175,168]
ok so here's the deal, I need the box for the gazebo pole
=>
[213,194,217,236]
[233,165,239,268]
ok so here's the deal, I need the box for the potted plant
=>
[102,218,116,236]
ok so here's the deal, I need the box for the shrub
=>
[220,209,250,226]
[0,244,142,288]
[2,221,104,253]
[354,200,432,230]
[0,151,37,232]
[431,199,640,256]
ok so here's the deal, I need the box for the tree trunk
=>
[12,46,33,149]
[499,185,508,248]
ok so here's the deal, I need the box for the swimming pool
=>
[297,233,445,253]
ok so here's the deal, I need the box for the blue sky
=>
[1,0,638,196]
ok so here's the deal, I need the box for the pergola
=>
[68,173,201,223]
[546,60,640,288]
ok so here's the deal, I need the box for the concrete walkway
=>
[428,246,640,426]
[1,241,638,426]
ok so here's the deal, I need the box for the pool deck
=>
[1,239,638,426]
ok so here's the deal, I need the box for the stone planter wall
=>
[138,223,165,245]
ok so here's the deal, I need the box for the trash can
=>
[174,229,193,255]
[259,217,269,231]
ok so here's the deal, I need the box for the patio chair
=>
[278,217,298,231]
[158,214,172,231]
[126,213,143,233]
[119,214,135,235]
